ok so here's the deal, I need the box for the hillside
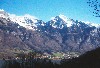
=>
[0,10,100,58]
[61,47,100,68]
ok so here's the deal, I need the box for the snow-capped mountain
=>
[0,9,99,30]
[0,10,100,58]
[50,14,74,28]
[8,14,74,29]
[50,14,100,29]
[8,14,38,29]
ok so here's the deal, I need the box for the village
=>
[15,51,80,61]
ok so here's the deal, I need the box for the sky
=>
[0,0,100,24]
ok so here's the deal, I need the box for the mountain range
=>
[0,10,100,58]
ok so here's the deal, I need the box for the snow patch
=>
[84,21,100,27]
[51,14,73,27]
[0,9,4,11]
[8,13,38,29]
[59,14,68,22]
[59,14,73,27]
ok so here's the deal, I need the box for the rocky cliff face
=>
[0,13,100,58]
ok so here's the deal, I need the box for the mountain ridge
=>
[9,14,100,29]
[0,9,99,29]
[0,10,100,58]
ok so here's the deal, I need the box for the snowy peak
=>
[59,14,74,27]
[51,14,69,22]
[0,9,9,19]
[58,14,68,22]
[84,21,100,28]
[50,14,74,28]
[9,14,38,23]
[0,9,4,11]
[0,10,99,30]
[8,14,38,29]
[0,10,39,29]
[50,14,100,29]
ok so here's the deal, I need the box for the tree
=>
[87,0,100,17]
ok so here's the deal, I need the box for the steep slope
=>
[0,17,62,58]
[43,15,100,52]
[0,11,100,58]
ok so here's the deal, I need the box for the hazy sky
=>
[0,0,100,24]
